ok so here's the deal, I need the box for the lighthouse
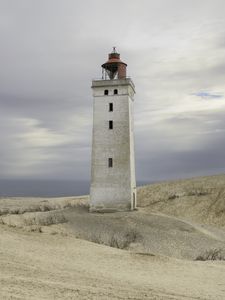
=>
[90,48,136,212]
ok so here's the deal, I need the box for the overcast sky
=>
[0,0,225,182]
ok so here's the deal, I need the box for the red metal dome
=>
[102,48,127,80]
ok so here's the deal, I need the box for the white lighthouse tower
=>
[90,48,136,212]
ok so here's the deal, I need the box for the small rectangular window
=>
[108,158,113,168]
[109,103,113,112]
[109,120,113,129]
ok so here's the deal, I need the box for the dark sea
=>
[0,180,151,197]
[0,180,90,197]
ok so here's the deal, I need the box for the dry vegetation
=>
[195,248,225,261]
[86,227,140,249]
[0,174,225,259]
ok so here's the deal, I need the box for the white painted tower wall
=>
[90,78,136,212]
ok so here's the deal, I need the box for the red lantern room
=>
[102,47,127,80]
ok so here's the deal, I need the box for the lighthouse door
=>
[133,193,136,209]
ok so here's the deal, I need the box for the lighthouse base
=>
[89,186,137,213]
[89,203,133,213]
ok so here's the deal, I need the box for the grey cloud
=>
[0,0,225,181]
[135,108,225,181]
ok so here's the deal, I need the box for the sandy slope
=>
[1,225,225,300]
[138,174,225,227]
[1,174,225,299]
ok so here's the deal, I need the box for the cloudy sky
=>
[0,0,225,182]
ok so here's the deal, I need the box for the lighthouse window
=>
[108,158,113,168]
[114,89,118,95]
[109,120,113,129]
[104,89,109,95]
[109,103,113,112]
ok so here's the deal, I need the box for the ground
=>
[0,174,225,299]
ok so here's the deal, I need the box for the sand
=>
[1,174,225,299]
[1,225,225,300]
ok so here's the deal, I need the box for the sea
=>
[0,179,150,197]
[0,180,90,197]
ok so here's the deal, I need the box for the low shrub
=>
[195,248,225,261]
[86,227,140,250]
[183,183,209,197]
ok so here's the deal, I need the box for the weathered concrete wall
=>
[90,78,136,212]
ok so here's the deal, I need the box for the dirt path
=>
[152,211,225,242]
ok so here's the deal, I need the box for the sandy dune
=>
[1,225,225,300]
[1,174,225,299]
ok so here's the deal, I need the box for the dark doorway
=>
[133,192,136,209]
